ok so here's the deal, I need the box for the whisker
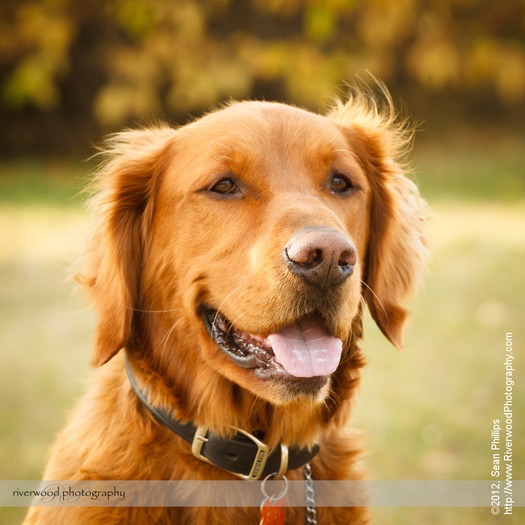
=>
[158,318,182,363]
[207,141,233,153]
[126,306,182,314]
[212,285,246,334]
[247,395,263,419]
[332,148,364,169]
[227,288,249,310]
[59,307,94,316]
[360,280,387,317]
[343,343,360,362]
[227,311,247,336]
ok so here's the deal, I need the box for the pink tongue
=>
[267,318,342,378]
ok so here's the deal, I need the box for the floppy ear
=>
[78,126,176,366]
[362,152,428,349]
[329,85,429,349]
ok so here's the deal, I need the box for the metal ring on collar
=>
[261,472,289,501]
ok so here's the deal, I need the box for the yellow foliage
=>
[495,45,525,102]
[359,0,416,49]
[4,56,60,110]
[1,0,524,125]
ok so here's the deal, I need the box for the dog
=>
[24,85,428,524]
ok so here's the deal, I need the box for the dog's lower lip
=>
[254,366,329,388]
[200,306,276,371]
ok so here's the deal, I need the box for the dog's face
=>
[149,103,371,403]
[83,98,427,410]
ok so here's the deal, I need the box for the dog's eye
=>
[330,173,353,193]
[210,178,238,194]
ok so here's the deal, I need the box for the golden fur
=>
[24,87,428,524]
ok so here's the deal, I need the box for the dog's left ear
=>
[78,126,176,366]
[329,88,429,349]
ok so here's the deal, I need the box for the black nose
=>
[284,227,357,289]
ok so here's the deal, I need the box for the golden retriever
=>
[24,86,427,524]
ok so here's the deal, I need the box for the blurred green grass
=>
[0,160,91,207]
[1,137,524,524]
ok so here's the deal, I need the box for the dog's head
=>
[80,89,427,416]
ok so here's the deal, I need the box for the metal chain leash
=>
[304,462,317,525]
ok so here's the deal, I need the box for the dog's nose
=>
[284,227,357,288]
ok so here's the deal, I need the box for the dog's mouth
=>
[200,306,343,383]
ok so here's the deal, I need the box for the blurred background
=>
[1,0,524,523]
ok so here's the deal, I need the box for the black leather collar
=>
[125,355,319,480]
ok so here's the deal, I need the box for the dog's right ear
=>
[77,126,176,367]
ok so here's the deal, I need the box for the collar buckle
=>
[192,425,269,480]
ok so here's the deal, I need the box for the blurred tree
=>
[0,0,524,153]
